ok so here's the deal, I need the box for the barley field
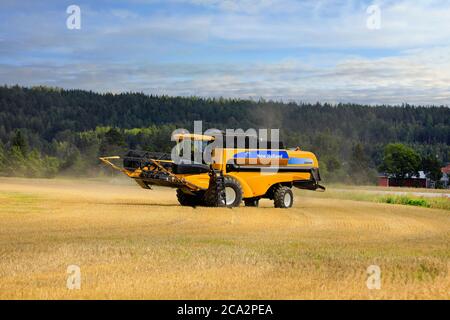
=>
[0,177,449,299]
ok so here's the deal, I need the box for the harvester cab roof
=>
[172,133,215,141]
[172,132,285,150]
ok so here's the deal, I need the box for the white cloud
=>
[201,0,450,49]
[2,46,449,105]
[188,0,278,14]
[1,0,450,104]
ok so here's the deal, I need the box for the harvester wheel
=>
[223,176,243,207]
[176,189,201,207]
[273,186,293,208]
[244,198,259,207]
[204,175,242,207]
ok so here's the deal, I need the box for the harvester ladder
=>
[208,168,226,207]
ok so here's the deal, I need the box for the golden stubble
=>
[0,177,449,299]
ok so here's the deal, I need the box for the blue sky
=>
[1,0,450,105]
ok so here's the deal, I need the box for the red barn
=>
[378,172,429,188]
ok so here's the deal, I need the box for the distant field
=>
[327,184,450,194]
[0,177,449,299]
[300,186,450,210]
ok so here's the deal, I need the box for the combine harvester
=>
[100,132,325,208]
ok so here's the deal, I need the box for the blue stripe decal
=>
[288,157,314,165]
[234,150,289,159]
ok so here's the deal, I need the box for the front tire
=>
[273,186,293,208]
[223,176,243,207]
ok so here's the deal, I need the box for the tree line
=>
[0,85,448,184]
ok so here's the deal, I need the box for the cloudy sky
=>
[1,0,450,105]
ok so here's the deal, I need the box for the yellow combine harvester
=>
[100,132,325,208]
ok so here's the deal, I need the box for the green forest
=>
[0,85,448,184]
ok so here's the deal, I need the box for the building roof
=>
[378,171,427,179]
[441,164,450,174]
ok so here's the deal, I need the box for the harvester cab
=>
[99,132,325,208]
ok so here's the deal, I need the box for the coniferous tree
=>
[0,86,448,181]
[11,130,28,156]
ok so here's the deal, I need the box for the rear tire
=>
[273,186,293,208]
[176,189,201,206]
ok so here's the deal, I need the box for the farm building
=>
[378,171,429,188]
[441,164,450,188]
